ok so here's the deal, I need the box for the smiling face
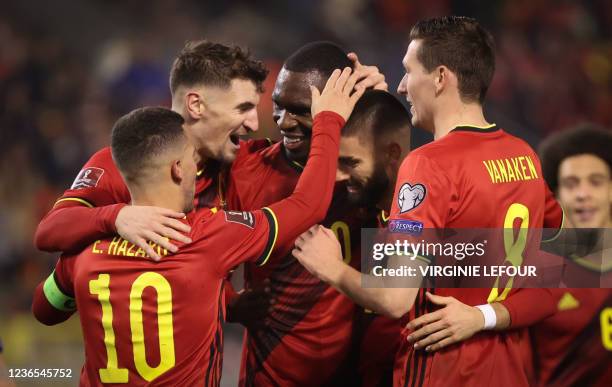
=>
[397,40,436,133]
[558,154,612,228]
[272,68,327,164]
[337,135,391,206]
[188,78,260,164]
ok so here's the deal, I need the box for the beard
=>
[347,164,390,207]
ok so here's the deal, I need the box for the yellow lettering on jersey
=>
[505,159,516,182]
[130,272,175,381]
[526,156,538,179]
[511,157,524,180]
[483,160,496,183]
[495,159,508,183]
[92,240,104,254]
[518,156,530,180]
[126,243,136,257]
[116,239,129,256]
[104,237,168,258]
[483,156,540,184]
[492,161,502,183]
[108,237,121,255]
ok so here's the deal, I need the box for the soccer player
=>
[32,39,386,385]
[223,42,398,387]
[33,40,269,260]
[32,70,364,386]
[293,16,564,387]
[334,90,413,387]
[533,125,611,385]
[407,125,611,386]
[34,40,384,260]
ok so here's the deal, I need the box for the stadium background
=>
[0,0,610,385]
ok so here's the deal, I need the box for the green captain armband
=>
[43,271,76,312]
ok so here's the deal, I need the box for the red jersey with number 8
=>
[389,124,563,387]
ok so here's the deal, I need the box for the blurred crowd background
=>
[1,0,610,385]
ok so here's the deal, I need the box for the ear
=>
[384,142,403,176]
[185,92,205,120]
[171,159,183,184]
[433,65,450,96]
[385,142,402,164]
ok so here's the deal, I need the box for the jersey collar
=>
[280,144,305,172]
[450,123,499,133]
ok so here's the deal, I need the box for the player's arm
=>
[264,68,366,249]
[214,67,365,274]
[295,152,452,318]
[34,148,191,259]
[31,256,77,326]
[404,288,558,351]
[294,225,421,318]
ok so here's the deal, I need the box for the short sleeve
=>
[205,208,278,275]
[55,148,131,208]
[389,154,453,229]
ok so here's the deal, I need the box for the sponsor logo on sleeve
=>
[398,182,426,213]
[388,219,424,235]
[224,211,256,229]
[70,167,105,189]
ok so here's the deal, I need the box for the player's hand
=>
[293,225,346,285]
[115,206,192,261]
[404,292,484,352]
[310,67,366,121]
[348,52,388,91]
[226,280,275,330]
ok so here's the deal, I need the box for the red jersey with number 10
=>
[50,207,277,386]
[389,124,563,387]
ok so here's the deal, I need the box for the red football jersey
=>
[389,125,563,387]
[350,210,404,387]
[48,207,277,386]
[54,140,271,211]
[227,142,380,387]
[532,288,612,386]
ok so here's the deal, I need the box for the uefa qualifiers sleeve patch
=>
[71,167,105,189]
[224,211,256,229]
[398,182,426,213]
[388,219,424,235]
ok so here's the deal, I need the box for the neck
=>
[129,182,185,213]
[432,98,489,140]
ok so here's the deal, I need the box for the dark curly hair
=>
[538,123,612,192]
[169,40,269,95]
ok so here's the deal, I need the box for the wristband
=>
[475,304,497,330]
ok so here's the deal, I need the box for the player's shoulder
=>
[188,208,260,242]
[497,129,539,155]
[88,146,115,165]
[400,141,448,172]
[81,146,120,174]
